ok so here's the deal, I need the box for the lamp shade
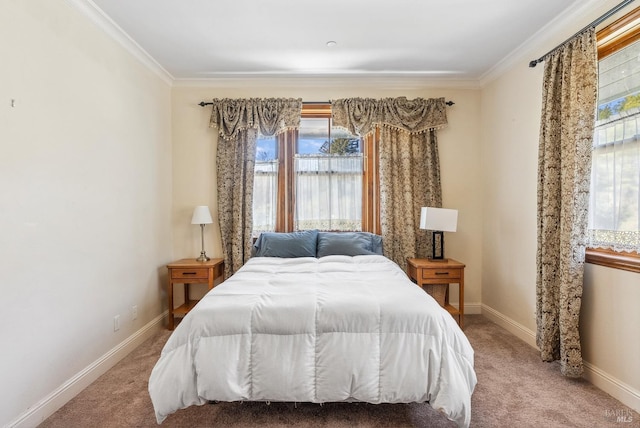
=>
[420,207,458,232]
[191,206,213,225]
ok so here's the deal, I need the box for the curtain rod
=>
[198,100,455,107]
[529,0,636,67]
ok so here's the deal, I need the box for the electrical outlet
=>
[132,305,138,321]
[114,315,120,332]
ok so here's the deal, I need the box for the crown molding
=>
[64,0,174,86]
[70,0,619,91]
[172,75,482,90]
[480,0,627,87]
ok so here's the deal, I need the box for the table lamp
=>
[191,206,213,262]
[419,207,458,261]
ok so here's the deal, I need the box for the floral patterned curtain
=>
[209,98,302,277]
[536,28,597,377]
[332,97,448,267]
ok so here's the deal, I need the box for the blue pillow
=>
[317,232,383,257]
[253,230,318,258]
[369,233,383,254]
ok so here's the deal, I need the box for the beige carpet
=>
[40,315,639,427]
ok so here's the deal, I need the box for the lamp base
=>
[196,252,210,262]
[196,224,210,262]
[427,257,449,263]
[431,230,446,260]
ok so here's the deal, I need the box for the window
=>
[253,104,379,235]
[253,136,278,235]
[587,7,640,272]
[295,117,363,231]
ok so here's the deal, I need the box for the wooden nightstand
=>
[407,258,465,328]
[166,258,224,330]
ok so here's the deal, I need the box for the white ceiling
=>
[87,0,581,82]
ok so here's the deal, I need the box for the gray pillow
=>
[317,232,383,257]
[253,230,318,258]
[369,233,383,254]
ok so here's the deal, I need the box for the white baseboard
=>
[448,302,482,314]
[480,304,640,413]
[8,311,168,428]
[583,361,640,413]
[481,303,537,349]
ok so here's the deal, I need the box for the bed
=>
[149,231,477,427]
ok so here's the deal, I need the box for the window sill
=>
[585,248,640,273]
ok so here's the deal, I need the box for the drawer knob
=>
[435,272,449,275]
[182,272,197,275]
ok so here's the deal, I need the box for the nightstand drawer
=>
[171,268,209,279]
[422,268,461,280]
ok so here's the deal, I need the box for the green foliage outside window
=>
[598,92,640,120]
[319,138,360,155]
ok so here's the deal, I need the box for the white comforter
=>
[149,255,477,426]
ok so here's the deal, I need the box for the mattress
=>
[149,255,477,426]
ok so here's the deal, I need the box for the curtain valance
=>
[331,97,448,136]
[209,98,303,140]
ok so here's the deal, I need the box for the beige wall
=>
[582,265,640,405]
[480,0,640,411]
[0,0,172,425]
[171,83,484,307]
[480,62,543,330]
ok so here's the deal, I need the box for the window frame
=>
[265,103,380,234]
[585,6,640,272]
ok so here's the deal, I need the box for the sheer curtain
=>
[332,97,448,267]
[588,41,640,253]
[589,118,640,252]
[536,29,597,377]
[209,98,302,277]
[253,157,278,235]
[295,155,363,230]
